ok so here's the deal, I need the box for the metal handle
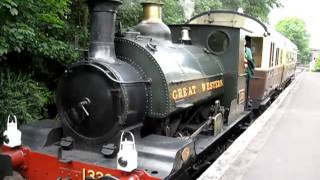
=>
[7,114,17,123]
[135,35,153,42]
[146,42,157,51]
[79,98,91,117]
[119,131,135,149]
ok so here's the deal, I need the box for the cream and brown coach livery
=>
[187,10,297,109]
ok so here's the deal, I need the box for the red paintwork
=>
[1,146,27,168]
[1,146,160,180]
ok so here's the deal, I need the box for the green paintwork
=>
[115,35,224,118]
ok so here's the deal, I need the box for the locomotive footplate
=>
[195,111,251,155]
[12,119,195,179]
[12,111,250,180]
[136,135,195,178]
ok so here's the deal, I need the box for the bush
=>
[0,0,86,65]
[314,58,320,72]
[0,68,53,134]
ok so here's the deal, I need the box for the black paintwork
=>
[87,0,121,62]
[56,61,147,150]
[20,119,62,150]
[0,154,13,179]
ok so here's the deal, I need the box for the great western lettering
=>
[171,80,223,100]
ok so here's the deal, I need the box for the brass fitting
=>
[141,1,164,23]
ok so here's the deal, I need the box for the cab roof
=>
[188,10,269,36]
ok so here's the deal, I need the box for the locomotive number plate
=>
[82,168,117,180]
[238,89,246,104]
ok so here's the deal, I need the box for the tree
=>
[119,0,281,29]
[193,0,281,22]
[194,0,222,15]
[0,0,87,134]
[276,17,311,64]
[117,0,143,30]
[313,56,320,71]
[223,0,281,22]
[0,0,82,64]
[118,0,186,30]
[0,67,52,132]
[162,0,186,24]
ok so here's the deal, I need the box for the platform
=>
[198,72,320,180]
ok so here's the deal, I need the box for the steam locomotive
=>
[0,0,297,180]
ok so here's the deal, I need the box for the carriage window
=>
[207,31,230,55]
[280,50,283,65]
[275,48,280,66]
[269,42,275,67]
[287,52,291,62]
[252,37,263,68]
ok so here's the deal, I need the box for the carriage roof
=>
[188,10,297,51]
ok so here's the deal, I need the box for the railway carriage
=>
[250,30,297,108]
[185,10,298,109]
[0,2,297,180]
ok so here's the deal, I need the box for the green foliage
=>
[117,0,281,28]
[194,0,222,15]
[314,57,320,71]
[0,0,87,134]
[0,67,53,132]
[0,0,84,64]
[118,0,186,30]
[0,0,90,133]
[118,0,143,30]
[162,0,186,24]
[224,0,281,22]
[276,17,311,64]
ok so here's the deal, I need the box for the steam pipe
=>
[87,0,121,63]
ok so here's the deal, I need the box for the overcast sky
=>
[269,0,320,49]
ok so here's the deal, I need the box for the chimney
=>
[87,0,121,63]
[135,1,171,41]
